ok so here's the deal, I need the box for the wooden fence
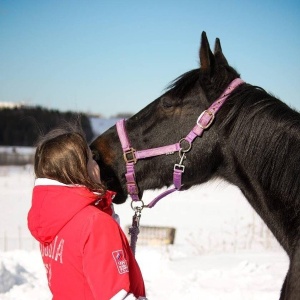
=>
[0,147,35,165]
[1,228,39,252]
[125,225,176,246]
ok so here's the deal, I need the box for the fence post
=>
[18,226,22,250]
[4,231,7,251]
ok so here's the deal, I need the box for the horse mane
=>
[167,68,300,208]
[221,84,300,207]
[166,66,240,101]
[166,69,200,98]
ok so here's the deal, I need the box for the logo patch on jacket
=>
[112,250,129,274]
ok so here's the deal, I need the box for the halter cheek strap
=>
[116,78,244,208]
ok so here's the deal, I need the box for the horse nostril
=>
[91,150,100,161]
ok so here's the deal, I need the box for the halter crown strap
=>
[116,78,244,207]
[185,78,244,143]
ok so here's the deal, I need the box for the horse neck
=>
[219,86,300,253]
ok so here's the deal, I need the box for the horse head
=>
[90,31,241,204]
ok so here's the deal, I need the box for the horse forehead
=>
[93,136,116,166]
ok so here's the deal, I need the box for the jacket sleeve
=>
[81,211,136,299]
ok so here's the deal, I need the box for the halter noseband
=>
[116,78,244,208]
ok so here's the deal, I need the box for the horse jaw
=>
[90,131,129,204]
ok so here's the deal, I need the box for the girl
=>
[28,126,146,300]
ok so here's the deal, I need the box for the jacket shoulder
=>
[77,205,116,225]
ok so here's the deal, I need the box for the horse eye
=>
[161,97,173,109]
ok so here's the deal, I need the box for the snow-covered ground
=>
[0,164,289,299]
[0,118,289,299]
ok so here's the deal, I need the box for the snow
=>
[0,118,289,299]
[0,164,289,299]
[89,117,120,137]
[0,147,35,155]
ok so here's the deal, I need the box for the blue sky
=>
[1,0,299,117]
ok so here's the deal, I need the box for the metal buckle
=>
[174,164,185,172]
[197,110,215,129]
[123,148,137,164]
[174,152,186,173]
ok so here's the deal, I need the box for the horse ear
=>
[214,38,229,66]
[199,31,215,75]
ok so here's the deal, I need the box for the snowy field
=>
[0,164,289,300]
[0,118,289,299]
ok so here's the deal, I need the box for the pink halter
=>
[116,78,244,208]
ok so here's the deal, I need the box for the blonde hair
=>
[34,126,106,193]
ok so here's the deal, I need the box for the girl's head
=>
[34,126,105,193]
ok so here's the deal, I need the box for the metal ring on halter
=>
[130,200,144,212]
[179,138,192,153]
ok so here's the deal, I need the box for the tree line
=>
[0,106,94,146]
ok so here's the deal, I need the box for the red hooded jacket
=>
[28,178,146,300]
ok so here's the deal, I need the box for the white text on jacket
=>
[40,236,64,264]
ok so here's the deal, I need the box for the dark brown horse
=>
[90,32,300,299]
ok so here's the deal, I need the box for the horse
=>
[90,31,300,299]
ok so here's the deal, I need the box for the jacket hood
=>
[28,178,115,244]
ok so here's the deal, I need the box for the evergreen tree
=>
[0,106,94,146]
